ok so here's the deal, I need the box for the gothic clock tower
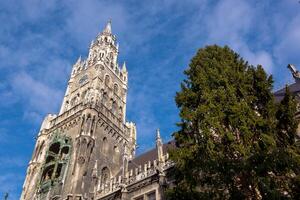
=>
[21,21,137,200]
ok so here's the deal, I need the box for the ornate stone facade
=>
[21,22,173,200]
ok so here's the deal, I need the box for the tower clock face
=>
[79,75,88,85]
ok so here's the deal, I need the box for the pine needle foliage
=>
[167,45,300,200]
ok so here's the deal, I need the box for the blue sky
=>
[0,0,300,199]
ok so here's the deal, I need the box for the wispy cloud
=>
[11,72,63,113]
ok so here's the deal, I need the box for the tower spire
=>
[102,19,112,34]
[122,61,127,72]
[156,128,161,139]
[156,128,164,167]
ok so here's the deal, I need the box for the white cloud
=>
[274,13,300,66]
[11,72,63,114]
[63,0,130,50]
[181,0,276,74]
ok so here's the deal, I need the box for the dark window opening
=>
[105,75,110,85]
[147,191,156,200]
[114,84,118,93]
[135,196,144,200]
[61,147,69,160]
[102,92,108,104]
[42,165,54,181]
[45,155,55,164]
[112,101,117,114]
[101,167,110,184]
[49,142,60,154]
[61,146,69,154]
[55,164,62,178]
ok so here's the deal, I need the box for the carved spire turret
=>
[122,61,127,72]
[288,64,300,83]
[102,20,112,34]
[21,21,136,200]
[156,129,164,167]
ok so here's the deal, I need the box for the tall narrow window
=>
[101,167,110,185]
[119,106,123,120]
[113,145,119,163]
[40,136,71,193]
[113,84,118,94]
[105,75,110,85]
[102,92,108,105]
[112,101,117,114]
[102,137,108,154]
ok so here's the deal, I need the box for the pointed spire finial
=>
[75,56,82,65]
[103,19,112,34]
[122,61,127,72]
[156,128,161,139]
[155,128,164,170]
[90,40,94,48]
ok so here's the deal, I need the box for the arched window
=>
[105,75,110,85]
[112,101,117,114]
[101,167,110,185]
[102,137,108,154]
[113,145,120,163]
[64,100,69,110]
[49,142,60,154]
[102,92,108,105]
[40,136,71,188]
[113,84,118,94]
[119,106,123,119]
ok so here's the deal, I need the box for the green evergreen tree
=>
[167,45,300,199]
[276,87,298,147]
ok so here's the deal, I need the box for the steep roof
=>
[274,82,300,102]
[128,140,176,170]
